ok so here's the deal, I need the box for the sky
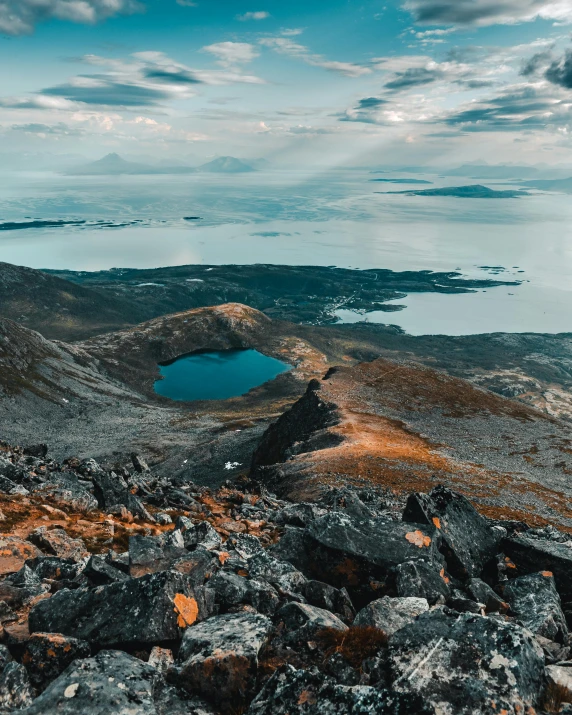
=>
[2,0,572,167]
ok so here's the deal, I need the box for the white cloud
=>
[203,42,259,67]
[259,37,371,77]
[0,0,143,36]
[237,11,269,21]
[404,0,572,27]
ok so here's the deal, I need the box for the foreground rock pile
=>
[0,443,572,712]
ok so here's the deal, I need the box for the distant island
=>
[369,178,432,184]
[65,153,256,176]
[380,184,529,199]
[198,156,255,173]
[524,177,572,193]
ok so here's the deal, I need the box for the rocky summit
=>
[0,441,569,714]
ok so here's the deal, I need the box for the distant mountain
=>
[383,185,528,199]
[65,153,196,176]
[444,164,539,180]
[524,177,572,193]
[198,156,255,173]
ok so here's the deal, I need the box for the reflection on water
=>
[1,170,572,335]
[154,349,291,402]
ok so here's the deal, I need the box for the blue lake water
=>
[154,349,292,402]
[2,169,572,335]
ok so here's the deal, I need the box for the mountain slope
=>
[252,358,572,528]
[0,262,149,340]
[198,156,255,173]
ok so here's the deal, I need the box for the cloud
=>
[444,83,572,131]
[521,51,553,77]
[203,42,259,66]
[546,49,572,88]
[237,11,269,21]
[10,121,82,136]
[176,0,196,5]
[0,0,143,36]
[385,66,444,90]
[1,51,264,110]
[403,0,572,27]
[259,36,371,77]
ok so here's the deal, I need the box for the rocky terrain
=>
[4,259,572,710]
[0,441,570,713]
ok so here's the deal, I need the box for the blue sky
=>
[1,0,572,167]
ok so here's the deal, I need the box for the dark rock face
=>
[304,512,442,603]
[466,578,508,614]
[28,527,89,562]
[403,486,499,579]
[503,535,572,600]
[395,560,451,605]
[19,650,158,714]
[388,610,544,714]
[176,612,273,707]
[28,571,209,646]
[0,661,34,711]
[354,596,429,637]
[278,602,348,642]
[22,633,91,691]
[501,571,569,642]
[248,665,432,715]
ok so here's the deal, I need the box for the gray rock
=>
[247,550,307,594]
[32,474,98,513]
[504,535,572,600]
[277,602,348,642]
[388,610,544,714]
[29,570,209,646]
[227,534,264,560]
[176,612,273,705]
[84,554,129,585]
[467,578,508,614]
[182,521,222,551]
[210,571,279,615]
[501,571,569,643]
[302,580,355,623]
[395,559,450,605]
[22,632,91,692]
[0,662,33,711]
[19,650,157,714]
[402,486,499,579]
[354,596,429,637]
[27,527,88,562]
[274,503,326,528]
[128,534,184,578]
[247,665,432,714]
[305,512,441,604]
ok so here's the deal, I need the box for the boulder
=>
[395,559,450,605]
[0,537,40,576]
[354,597,429,637]
[0,565,48,607]
[0,662,34,711]
[247,551,307,594]
[466,578,509,614]
[22,633,91,692]
[247,665,431,715]
[176,612,273,707]
[32,474,98,513]
[28,527,88,562]
[84,555,129,585]
[29,570,209,646]
[128,534,184,578]
[305,512,441,604]
[388,610,544,714]
[209,571,279,615]
[268,527,313,574]
[503,535,572,600]
[501,571,569,643]
[274,503,326,528]
[302,580,355,623]
[545,662,572,701]
[170,548,220,586]
[182,522,222,551]
[277,602,348,642]
[19,650,157,714]
[91,470,152,522]
[402,486,499,579]
[25,556,82,582]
